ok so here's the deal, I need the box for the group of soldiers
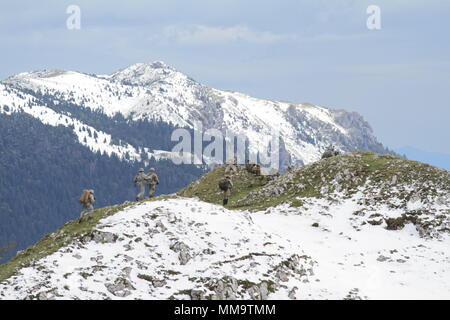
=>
[133,167,160,201]
[78,144,341,219]
[218,158,264,207]
[219,145,342,207]
[78,168,160,221]
[245,160,262,176]
[321,145,340,159]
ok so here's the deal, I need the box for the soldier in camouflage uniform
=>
[134,168,147,201]
[146,168,160,198]
[79,189,95,222]
[219,176,233,206]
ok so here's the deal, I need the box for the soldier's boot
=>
[223,199,228,206]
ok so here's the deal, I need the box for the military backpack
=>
[218,179,230,191]
[79,189,92,204]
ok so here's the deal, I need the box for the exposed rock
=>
[153,279,167,288]
[190,289,205,300]
[288,286,298,299]
[105,277,135,297]
[83,231,117,244]
[170,241,192,265]
[344,288,366,300]
[276,270,289,282]
[377,255,390,262]
[209,277,238,300]
[155,220,167,232]
[121,267,132,278]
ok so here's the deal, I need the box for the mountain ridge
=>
[1,61,391,166]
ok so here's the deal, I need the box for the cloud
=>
[152,25,297,45]
[148,24,376,47]
[335,61,450,78]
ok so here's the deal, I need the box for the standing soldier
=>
[134,168,147,201]
[218,176,233,206]
[79,189,95,222]
[146,168,160,198]
[225,163,237,175]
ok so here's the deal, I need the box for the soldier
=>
[218,176,233,206]
[333,148,341,157]
[225,155,238,175]
[253,164,262,176]
[79,189,95,222]
[245,160,254,173]
[133,168,147,201]
[321,145,339,159]
[225,161,238,175]
[146,168,160,198]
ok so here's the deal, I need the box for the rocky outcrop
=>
[105,277,135,297]
[170,241,192,265]
[83,231,118,244]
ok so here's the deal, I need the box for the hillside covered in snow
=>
[1,152,448,300]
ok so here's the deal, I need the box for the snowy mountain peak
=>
[109,61,185,86]
[5,69,81,83]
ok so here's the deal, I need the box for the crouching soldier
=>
[146,168,160,198]
[218,176,233,206]
[134,168,147,201]
[79,189,95,222]
[252,164,262,176]
[245,160,253,172]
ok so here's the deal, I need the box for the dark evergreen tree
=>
[0,113,205,264]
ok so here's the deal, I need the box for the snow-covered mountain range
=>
[0,61,389,167]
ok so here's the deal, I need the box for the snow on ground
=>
[0,198,312,300]
[254,198,450,300]
[0,197,448,300]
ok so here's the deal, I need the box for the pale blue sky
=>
[1,0,449,154]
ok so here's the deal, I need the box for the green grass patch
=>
[178,165,270,207]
